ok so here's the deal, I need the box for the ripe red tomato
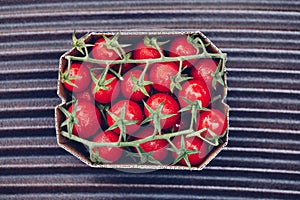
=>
[92,131,123,163]
[107,100,144,135]
[144,93,180,129]
[67,101,101,139]
[62,63,91,93]
[91,38,120,67]
[196,108,228,138]
[178,80,210,109]
[134,41,161,61]
[172,136,207,166]
[135,127,169,162]
[91,73,120,104]
[169,37,198,68]
[149,62,178,92]
[121,69,152,102]
[191,59,219,90]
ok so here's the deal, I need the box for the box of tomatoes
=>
[55,31,229,171]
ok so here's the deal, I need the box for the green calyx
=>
[142,101,176,135]
[132,62,152,96]
[106,105,139,143]
[179,97,210,130]
[187,34,210,55]
[59,100,79,137]
[60,59,81,88]
[102,34,131,59]
[143,36,169,57]
[170,73,192,92]
[136,147,162,165]
[169,60,192,93]
[89,148,112,164]
[130,74,153,97]
[168,135,198,169]
[211,60,226,89]
[128,62,153,97]
[60,71,80,88]
[91,66,115,93]
[187,128,228,147]
[72,31,92,56]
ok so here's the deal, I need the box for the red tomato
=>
[134,41,161,61]
[67,101,101,139]
[75,90,93,102]
[144,93,180,129]
[196,108,228,138]
[91,73,120,104]
[92,131,123,163]
[135,127,169,162]
[149,62,178,92]
[169,37,198,68]
[62,63,91,93]
[172,136,207,166]
[191,59,219,90]
[92,38,120,67]
[178,80,210,109]
[107,100,144,135]
[121,69,152,102]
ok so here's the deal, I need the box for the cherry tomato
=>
[149,62,178,92]
[67,101,101,139]
[91,38,120,67]
[172,136,207,166]
[62,63,91,93]
[134,41,161,61]
[191,59,219,90]
[169,37,198,68]
[135,127,169,162]
[144,93,180,129]
[178,80,210,109]
[92,131,123,163]
[91,73,120,104]
[107,100,144,135]
[121,69,152,102]
[196,108,228,138]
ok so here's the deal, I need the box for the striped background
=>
[0,0,300,199]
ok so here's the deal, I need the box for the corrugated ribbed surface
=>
[0,0,300,199]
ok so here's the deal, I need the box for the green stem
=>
[61,128,194,149]
[167,138,178,152]
[189,105,196,130]
[84,46,89,57]
[66,52,225,66]
[153,41,164,58]
[138,62,150,86]
[99,65,109,82]
[135,146,145,162]
[178,58,183,72]
[193,37,208,55]
[109,68,123,80]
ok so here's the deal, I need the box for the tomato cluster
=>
[59,33,228,168]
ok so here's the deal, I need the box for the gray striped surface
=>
[0,0,300,199]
